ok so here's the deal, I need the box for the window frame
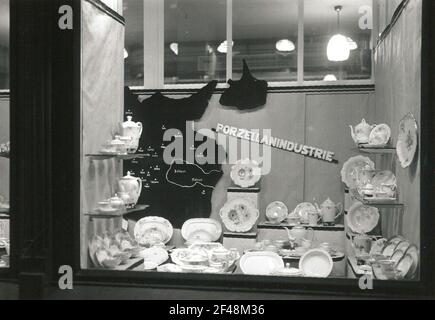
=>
[131,0,376,89]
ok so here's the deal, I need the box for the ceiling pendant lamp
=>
[276,39,295,53]
[327,6,350,62]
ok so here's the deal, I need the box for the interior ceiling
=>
[124,0,372,46]
[0,0,9,46]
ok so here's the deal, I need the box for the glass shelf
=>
[360,199,404,208]
[257,222,345,232]
[355,145,396,154]
[85,153,147,160]
[0,152,10,159]
[348,189,404,209]
[85,204,149,220]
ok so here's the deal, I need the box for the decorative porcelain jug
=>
[350,119,373,144]
[118,172,142,208]
[315,198,343,226]
[120,116,143,153]
[284,225,314,245]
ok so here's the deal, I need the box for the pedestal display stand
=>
[227,183,261,209]
[222,232,258,256]
[220,182,261,254]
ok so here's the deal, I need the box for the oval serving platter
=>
[239,251,284,275]
[181,218,222,243]
[134,216,173,246]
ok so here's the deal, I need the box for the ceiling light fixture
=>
[276,39,295,52]
[327,6,350,62]
[124,48,128,59]
[170,43,179,55]
[217,40,234,54]
[323,74,338,81]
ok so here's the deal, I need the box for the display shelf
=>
[85,153,147,160]
[257,222,345,232]
[359,199,404,209]
[355,145,396,155]
[283,252,345,263]
[85,204,149,220]
[345,231,383,241]
[91,257,144,271]
[227,185,261,193]
[0,152,9,159]
[347,256,372,278]
[348,189,404,209]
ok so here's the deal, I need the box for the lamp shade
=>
[327,34,350,62]
[323,74,337,81]
[276,39,295,52]
[217,40,234,54]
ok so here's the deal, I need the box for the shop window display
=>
[81,0,421,282]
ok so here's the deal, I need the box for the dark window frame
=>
[8,0,435,298]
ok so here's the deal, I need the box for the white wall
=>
[374,0,422,246]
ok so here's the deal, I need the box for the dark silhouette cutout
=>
[220,60,268,110]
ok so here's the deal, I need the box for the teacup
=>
[294,246,307,256]
[262,240,272,247]
[301,238,312,250]
[273,239,287,249]
[319,242,335,254]
[97,201,113,212]
[265,245,278,253]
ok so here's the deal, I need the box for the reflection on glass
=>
[124,0,144,86]
[304,0,372,81]
[164,0,227,84]
[233,0,298,82]
[0,0,9,89]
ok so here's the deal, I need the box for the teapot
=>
[118,172,142,208]
[120,116,143,154]
[350,119,373,145]
[108,194,125,211]
[314,198,343,226]
[284,225,314,246]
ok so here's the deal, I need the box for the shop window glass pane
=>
[0,0,9,89]
[0,0,9,269]
[164,0,227,84]
[233,0,298,82]
[124,0,144,86]
[304,0,372,81]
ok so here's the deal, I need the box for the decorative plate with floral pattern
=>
[219,198,259,233]
[265,201,289,224]
[396,112,418,168]
[346,201,380,234]
[230,159,262,188]
[341,156,375,189]
[134,216,173,246]
[369,124,391,146]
